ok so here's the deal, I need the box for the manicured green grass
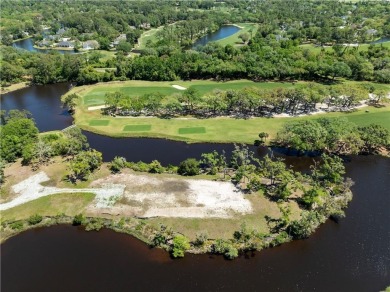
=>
[178,127,206,134]
[137,26,164,49]
[1,193,95,221]
[69,80,389,143]
[80,80,296,106]
[89,119,110,126]
[300,41,390,53]
[123,124,152,131]
[216,23,259,47]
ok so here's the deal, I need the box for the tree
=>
[238,32,250,44]
[171,235,190,258]
[179,87,201,114]
[178,158,199,176]
[258,132,269,144]
[0,115,39,162]
[61,93,79,112]
[358,124,389,153]
[68,150,103,181]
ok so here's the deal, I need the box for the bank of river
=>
[1,83,390,291]
[1,154,389,292]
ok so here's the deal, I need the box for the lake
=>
[192,25,241,48]
[13,38,77,54]
[1,84,390,292]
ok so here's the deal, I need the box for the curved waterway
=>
[1,84,390,291]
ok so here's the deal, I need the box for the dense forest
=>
[1,0,390,86]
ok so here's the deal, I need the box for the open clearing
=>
[0,164,300,239]
[216,23,259,47]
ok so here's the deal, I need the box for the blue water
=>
[12,38,76,54]
[192,25,241,48]
[371,37,390,44]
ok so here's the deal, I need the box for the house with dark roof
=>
[57,41,74,48]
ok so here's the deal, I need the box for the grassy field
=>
[147,193,301,240]
[65,80,390,143]
[300,41,390,53]
[137,26,164,49]
[216,23,259,47]
[74,79,296,106]
[123,124,151,131]
[1,193,95,221]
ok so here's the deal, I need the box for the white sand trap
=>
[0,171,125,211]
[88,105,108,111]
[172,85,187,90]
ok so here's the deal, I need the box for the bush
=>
[27,214,43,225]
[109,156,127,173]
[224,245,239,260]
[10,221,24,230]
[171,235,190,258]
[85,218,103,231]
[73,213,85,225]
[178,158,199,176]
[148,160,165,174]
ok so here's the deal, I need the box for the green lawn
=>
[123,124,152,131]
[68,80,389,144]
[178,127,206,134]
[137,26,164,49]
[216,23,259,47]
[1,193,95,221]
[89,119,110,126]
[300,41,390,53]
[79,80,296,106]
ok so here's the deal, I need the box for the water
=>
[1,83,390,291]
[0,83,73,132]
[1,155,389,292]
[192,25,241,48]
[371,37,390,44]
[13,38,76,54]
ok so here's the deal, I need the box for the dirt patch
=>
[89,172,252,218]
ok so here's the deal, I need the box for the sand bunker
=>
[172,85,187,90]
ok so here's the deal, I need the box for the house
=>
[139,23,151,29]
[38,40,52,47]
[82,40,99,50]
[57,41,74,48]
[366,29,378,36]
[60,37,71,42]
[113,34,126,46]
[56,28,66,35]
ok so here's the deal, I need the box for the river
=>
[1,84,390,291]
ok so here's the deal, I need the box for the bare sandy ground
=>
[172,85,187,90]
[1,171,253,219]
[88,105,109,111]
[0,171,125,211]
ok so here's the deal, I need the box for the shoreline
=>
[0,82,30,95]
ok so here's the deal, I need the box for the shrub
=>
[109,156,127,173]
[178,158,199,176]
[148,160,165,174]
[171,235,190,258]
[10,221,24,230]
[28,214,43,225]
[224,245,239,260]
[73,213,85,225]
